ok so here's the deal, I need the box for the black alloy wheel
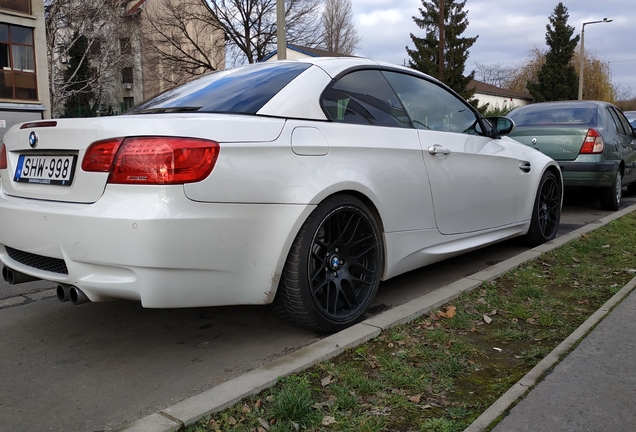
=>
[523,171,561,246]
[275,195,383,333]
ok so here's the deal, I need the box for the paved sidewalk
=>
[488,283,636,432]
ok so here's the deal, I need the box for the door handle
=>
[428,145,451,156]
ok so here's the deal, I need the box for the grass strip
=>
[187,212,636,432]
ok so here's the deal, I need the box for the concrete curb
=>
[118,203,636,432]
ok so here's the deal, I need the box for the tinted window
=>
[607,107,626,135]
[322,70,410,127]
[508,105,598,127]
[130,62,311,115]
[382,71,481,135]
[613,108,634,137]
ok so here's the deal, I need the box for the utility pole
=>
[277,0,287,60]
[438,0,444,82]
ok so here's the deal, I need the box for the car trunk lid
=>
[509,126,587,161]
[1,114,285,203]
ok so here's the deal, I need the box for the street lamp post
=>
[277,0,286,60]
[578,17,612,100]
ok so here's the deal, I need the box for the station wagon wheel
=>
[522,170,561,246]
[600,171,622,211]
[275,195,384,333]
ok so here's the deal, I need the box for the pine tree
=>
[62,33,95,118]
[527,3,579,102]
[406,0,478,101]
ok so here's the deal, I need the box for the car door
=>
[607,106,636,183]
[382,71,526,235]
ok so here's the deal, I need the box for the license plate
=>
[14,154,78,186]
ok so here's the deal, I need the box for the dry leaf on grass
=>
[321,375,333,387]
[322,416,337,426]
[409,394,422,403]
[483,315,492,324]
[438,305,457,318]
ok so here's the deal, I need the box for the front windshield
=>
[129,62,312,115]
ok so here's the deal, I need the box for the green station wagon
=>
[507,101,636,210]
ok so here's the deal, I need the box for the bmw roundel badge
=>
[28,131,38,148]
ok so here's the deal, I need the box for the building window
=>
[0,23,37,100]
[0,0,31,14]
[122,67,133,84]
[123,97,134,111]
[120,38,131,55]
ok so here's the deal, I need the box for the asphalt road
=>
[0,192,633,432]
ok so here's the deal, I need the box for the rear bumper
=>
[0,185,312,307]
[558,161,618,188]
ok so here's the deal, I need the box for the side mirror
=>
[486,116,515,137]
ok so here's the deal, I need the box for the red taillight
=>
[82,138,124,172]
[580,128,604,154]
[0,143,6,170]
[82,136,219,185]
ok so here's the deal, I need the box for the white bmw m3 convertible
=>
[0,57,562,332]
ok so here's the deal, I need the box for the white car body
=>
[0,57,562,331]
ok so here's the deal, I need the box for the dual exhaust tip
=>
[2,266,89,305]
[56,284,90,305]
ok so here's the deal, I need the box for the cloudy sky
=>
[351,0,634,95]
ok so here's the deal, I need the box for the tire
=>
[522,171,561,247]
[274,195,384,333]
[599,170,622,211]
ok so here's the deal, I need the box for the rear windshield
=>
[508,105,598,127]
[129,62,312,115]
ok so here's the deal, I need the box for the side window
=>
[322,70,410,128]
[607,107,626,135]
[614,108,634,137]
[382,71,482,135]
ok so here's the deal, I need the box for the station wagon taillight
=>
[82,137,220,184]
[580,128,604,154]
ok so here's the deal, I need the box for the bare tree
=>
[321,0,360,55]
[139,0,226,96]
[204,0,324,65]
[474,62,513,89]
[45,0,127,116]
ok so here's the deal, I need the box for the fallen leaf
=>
[493,347,503,352]
[227,416,237,425]
[257,417,271,430]
[242,405,251,414]
[255,399,261,409]
[322,415,337,426]
[488,309,497,316]
[266,395,274,403]
[321,375,333,387]
[438,305,457,318]
[483,315,492,324]
[526,318,537,325]
[409,394,422,403]
[477,298,488,305]
[420,404,433,410]
[572,257,581,263]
